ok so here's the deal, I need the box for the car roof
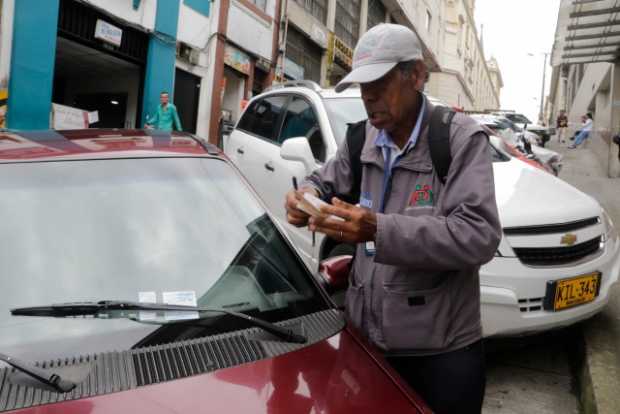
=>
[259,82,450,108]
[0,129,222,163]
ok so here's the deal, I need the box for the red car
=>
[0,129,430,413]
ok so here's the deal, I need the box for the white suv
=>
[225,81,620,337]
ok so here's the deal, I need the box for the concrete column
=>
[359,0,368,38]
[141,0,181,127]
[208,0,231,145]
[0,0,14,129]
[7,0,60,129]
[609,63,620,177]
[327,0,337,31]
[0,0,14,88]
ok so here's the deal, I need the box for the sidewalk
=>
[547,138,620,414]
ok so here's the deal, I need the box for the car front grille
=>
[503,217,600,236]
[513,237,602,266]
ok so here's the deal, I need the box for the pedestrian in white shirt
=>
[569,113,593,149]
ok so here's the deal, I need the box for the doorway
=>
[174,68,200,134]
[52,37,142,128]
[74,93,128,128]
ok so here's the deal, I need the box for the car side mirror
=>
[318,255,352,294]
[280,137,315,175]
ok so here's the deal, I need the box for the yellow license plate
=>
[551,273,600,311]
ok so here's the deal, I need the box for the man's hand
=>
[309,197,377,243]
[285,187,319,227]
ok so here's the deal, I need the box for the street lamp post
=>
[539,53,549,125]
[528,52,551,125]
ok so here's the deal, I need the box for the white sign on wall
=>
[95,19,123,47]
[52,104,98,130]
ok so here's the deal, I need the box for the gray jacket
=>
[306,102,502,355]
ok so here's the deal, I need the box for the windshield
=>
[504,113,531,124]
[0,157,326,362]
[323,97,368,145]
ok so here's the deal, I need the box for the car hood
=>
[10,329,428,414]
[493,159,600,228]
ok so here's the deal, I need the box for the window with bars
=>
[367,0,386,30]
[335,0,361,48]
[293,0,328,24]
[286,27,322,82]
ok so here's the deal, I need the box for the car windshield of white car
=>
[0,157,327,362]
[324,98,368,145]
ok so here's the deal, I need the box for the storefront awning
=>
[552,0,620,66]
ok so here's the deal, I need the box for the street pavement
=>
[483,329,580,414]
[483,136,620,413]
[548,137,620,414]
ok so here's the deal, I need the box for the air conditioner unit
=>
[177,43,200,65]
[188,49,200,65]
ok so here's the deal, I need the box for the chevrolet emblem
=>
[561,233,578,246]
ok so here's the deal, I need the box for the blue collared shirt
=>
[374,94,427,173]
[373,94,426,213]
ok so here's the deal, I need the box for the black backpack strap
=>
[428,106,455,184]
[343,119,367,204]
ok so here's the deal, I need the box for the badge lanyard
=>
[367,147,397,257]
[378,148,393,214]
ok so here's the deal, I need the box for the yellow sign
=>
[333,36,353,69]
[560,233,577,246]
[553,273,600,311]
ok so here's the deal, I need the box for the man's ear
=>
[414,61,428,91]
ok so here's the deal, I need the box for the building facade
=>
[278,0,441,88]
[2,0,221,137]
[549,0,620,178]
[426,0,501,111]
[1,0,503,143]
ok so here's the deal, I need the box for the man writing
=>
[145,91,182,131]
[285,24,501,413]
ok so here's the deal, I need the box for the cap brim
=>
[335,62,398,93]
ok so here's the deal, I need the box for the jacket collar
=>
[361,98,435,173]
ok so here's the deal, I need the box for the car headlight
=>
[602,210,618,243]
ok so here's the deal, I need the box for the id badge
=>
[360,192,373,209]
[365,241,376,256]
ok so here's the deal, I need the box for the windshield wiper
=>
[0,352,76,393]
[11,301,307,344]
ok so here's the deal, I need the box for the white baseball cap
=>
[335,24,423,93]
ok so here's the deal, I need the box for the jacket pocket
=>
[403,206,436,216]
[381,280,453,351]
[345,283,364,330]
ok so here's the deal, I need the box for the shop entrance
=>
[52,37,142,128]
[174,68,200,134]
[51,0,149,129]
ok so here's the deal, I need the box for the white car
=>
[470,113,563,176]
[491,111,553,145]
[225,81,620,337]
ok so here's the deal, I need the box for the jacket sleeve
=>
[302,135,355,202]
[374,131,502,271]
[173,106,183,131]
[148,108,159,126]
